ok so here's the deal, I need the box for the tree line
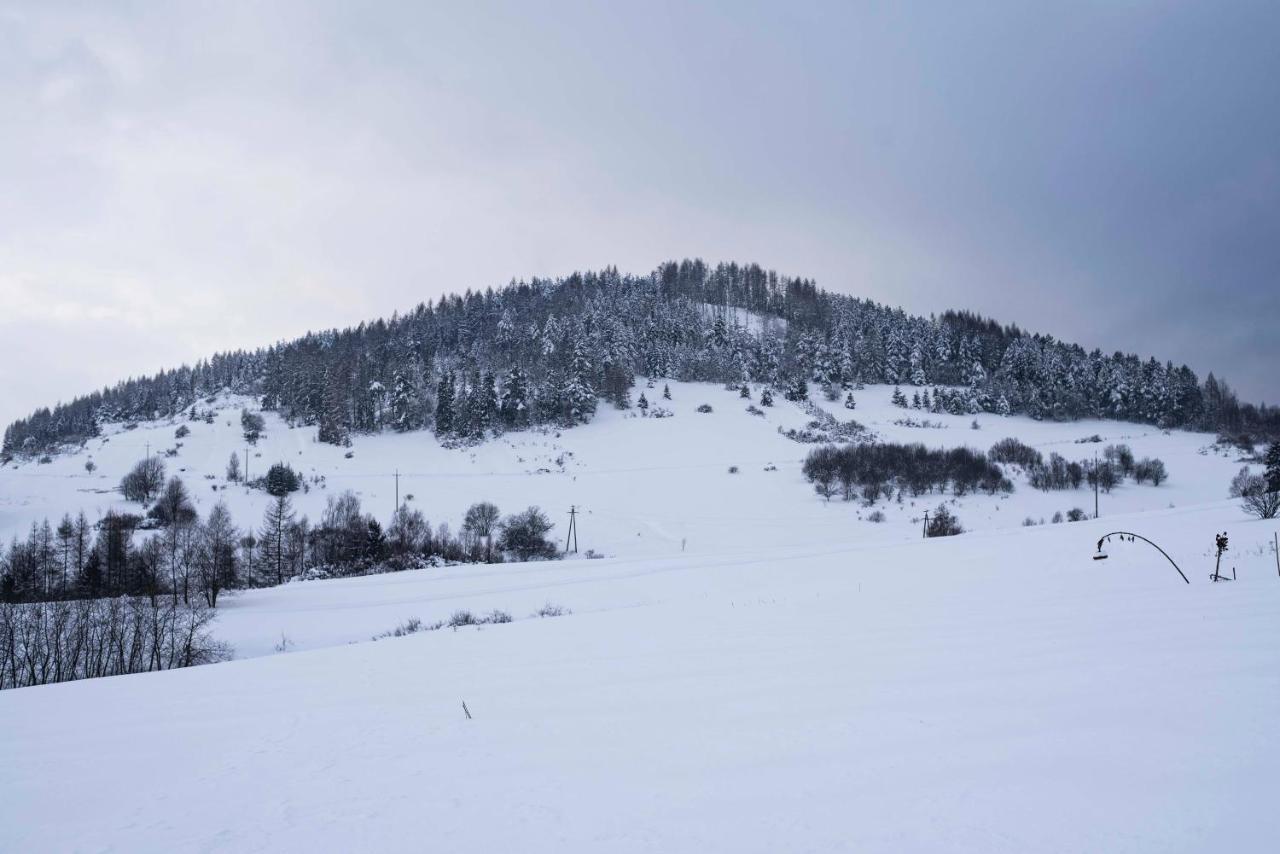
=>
[1,460,561,606]
[6,260,1277,458]
[989,439,1168,492]
[0,597,229,690]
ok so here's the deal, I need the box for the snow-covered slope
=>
[0,381,1247,559]
[3,383,1277,852]
[2,503,1279,852]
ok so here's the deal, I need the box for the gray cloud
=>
[1,0,1276,428]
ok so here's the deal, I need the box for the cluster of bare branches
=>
[0,597,230,690]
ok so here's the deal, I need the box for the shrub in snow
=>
[1233,469,1280,519]
[925,506,963,538]
[484,609,513,624]
[498,506,558,561]
[1051,511,1064,523]
[534,602,570,618]
[175,424,190,439]
[1133,458,1168,486]
[264,463,302,496]
[448,610,476,628]
[372,617,446,640]
[866,510,886,523]
[696,403,713,413]
[241,409,265,444]
[728,466,739,474]
[746,405,764,417]
[759,388,774,407]
[1066,508,1089,522]
[84,460,96,473]
[989,438,1043,468]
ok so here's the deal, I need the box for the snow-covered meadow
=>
[2,382,1278,851]
[0,381,1249,561]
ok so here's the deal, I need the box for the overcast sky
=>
[2,0,1277,429]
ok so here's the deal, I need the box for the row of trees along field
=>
[1,460,560,606]
[6,260,1277,458]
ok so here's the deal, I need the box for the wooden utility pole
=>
[394,470,400,513]
[1094,451,1099,519]
[922,510,930,539]
[1274,532,1278,579]
[565,505,578,554]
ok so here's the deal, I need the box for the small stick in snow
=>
[462,701,472,720]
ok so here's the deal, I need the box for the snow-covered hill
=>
[2,382,1278,851]
[0,381,1247,561]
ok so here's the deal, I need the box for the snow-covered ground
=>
[3,503,1279,852]
[0,381,1249,559]
[3,383,1278,851]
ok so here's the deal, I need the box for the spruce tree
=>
[1266,441,1280,493]
[434,372,456,435]
[565,342,597,425]
[500,367,528,429]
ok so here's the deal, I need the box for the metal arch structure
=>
[1095,531,1190,584]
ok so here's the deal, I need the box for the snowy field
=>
[0,381,1250,559]
[3,383,1279,851]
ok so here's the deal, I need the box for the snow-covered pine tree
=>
[564,341,597,425]
[434,372,456,435]
[389,368,425,432]
[1266,441,1280,493]
[500,366,529,429]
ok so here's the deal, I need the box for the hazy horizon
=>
[3,1,1277,428]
